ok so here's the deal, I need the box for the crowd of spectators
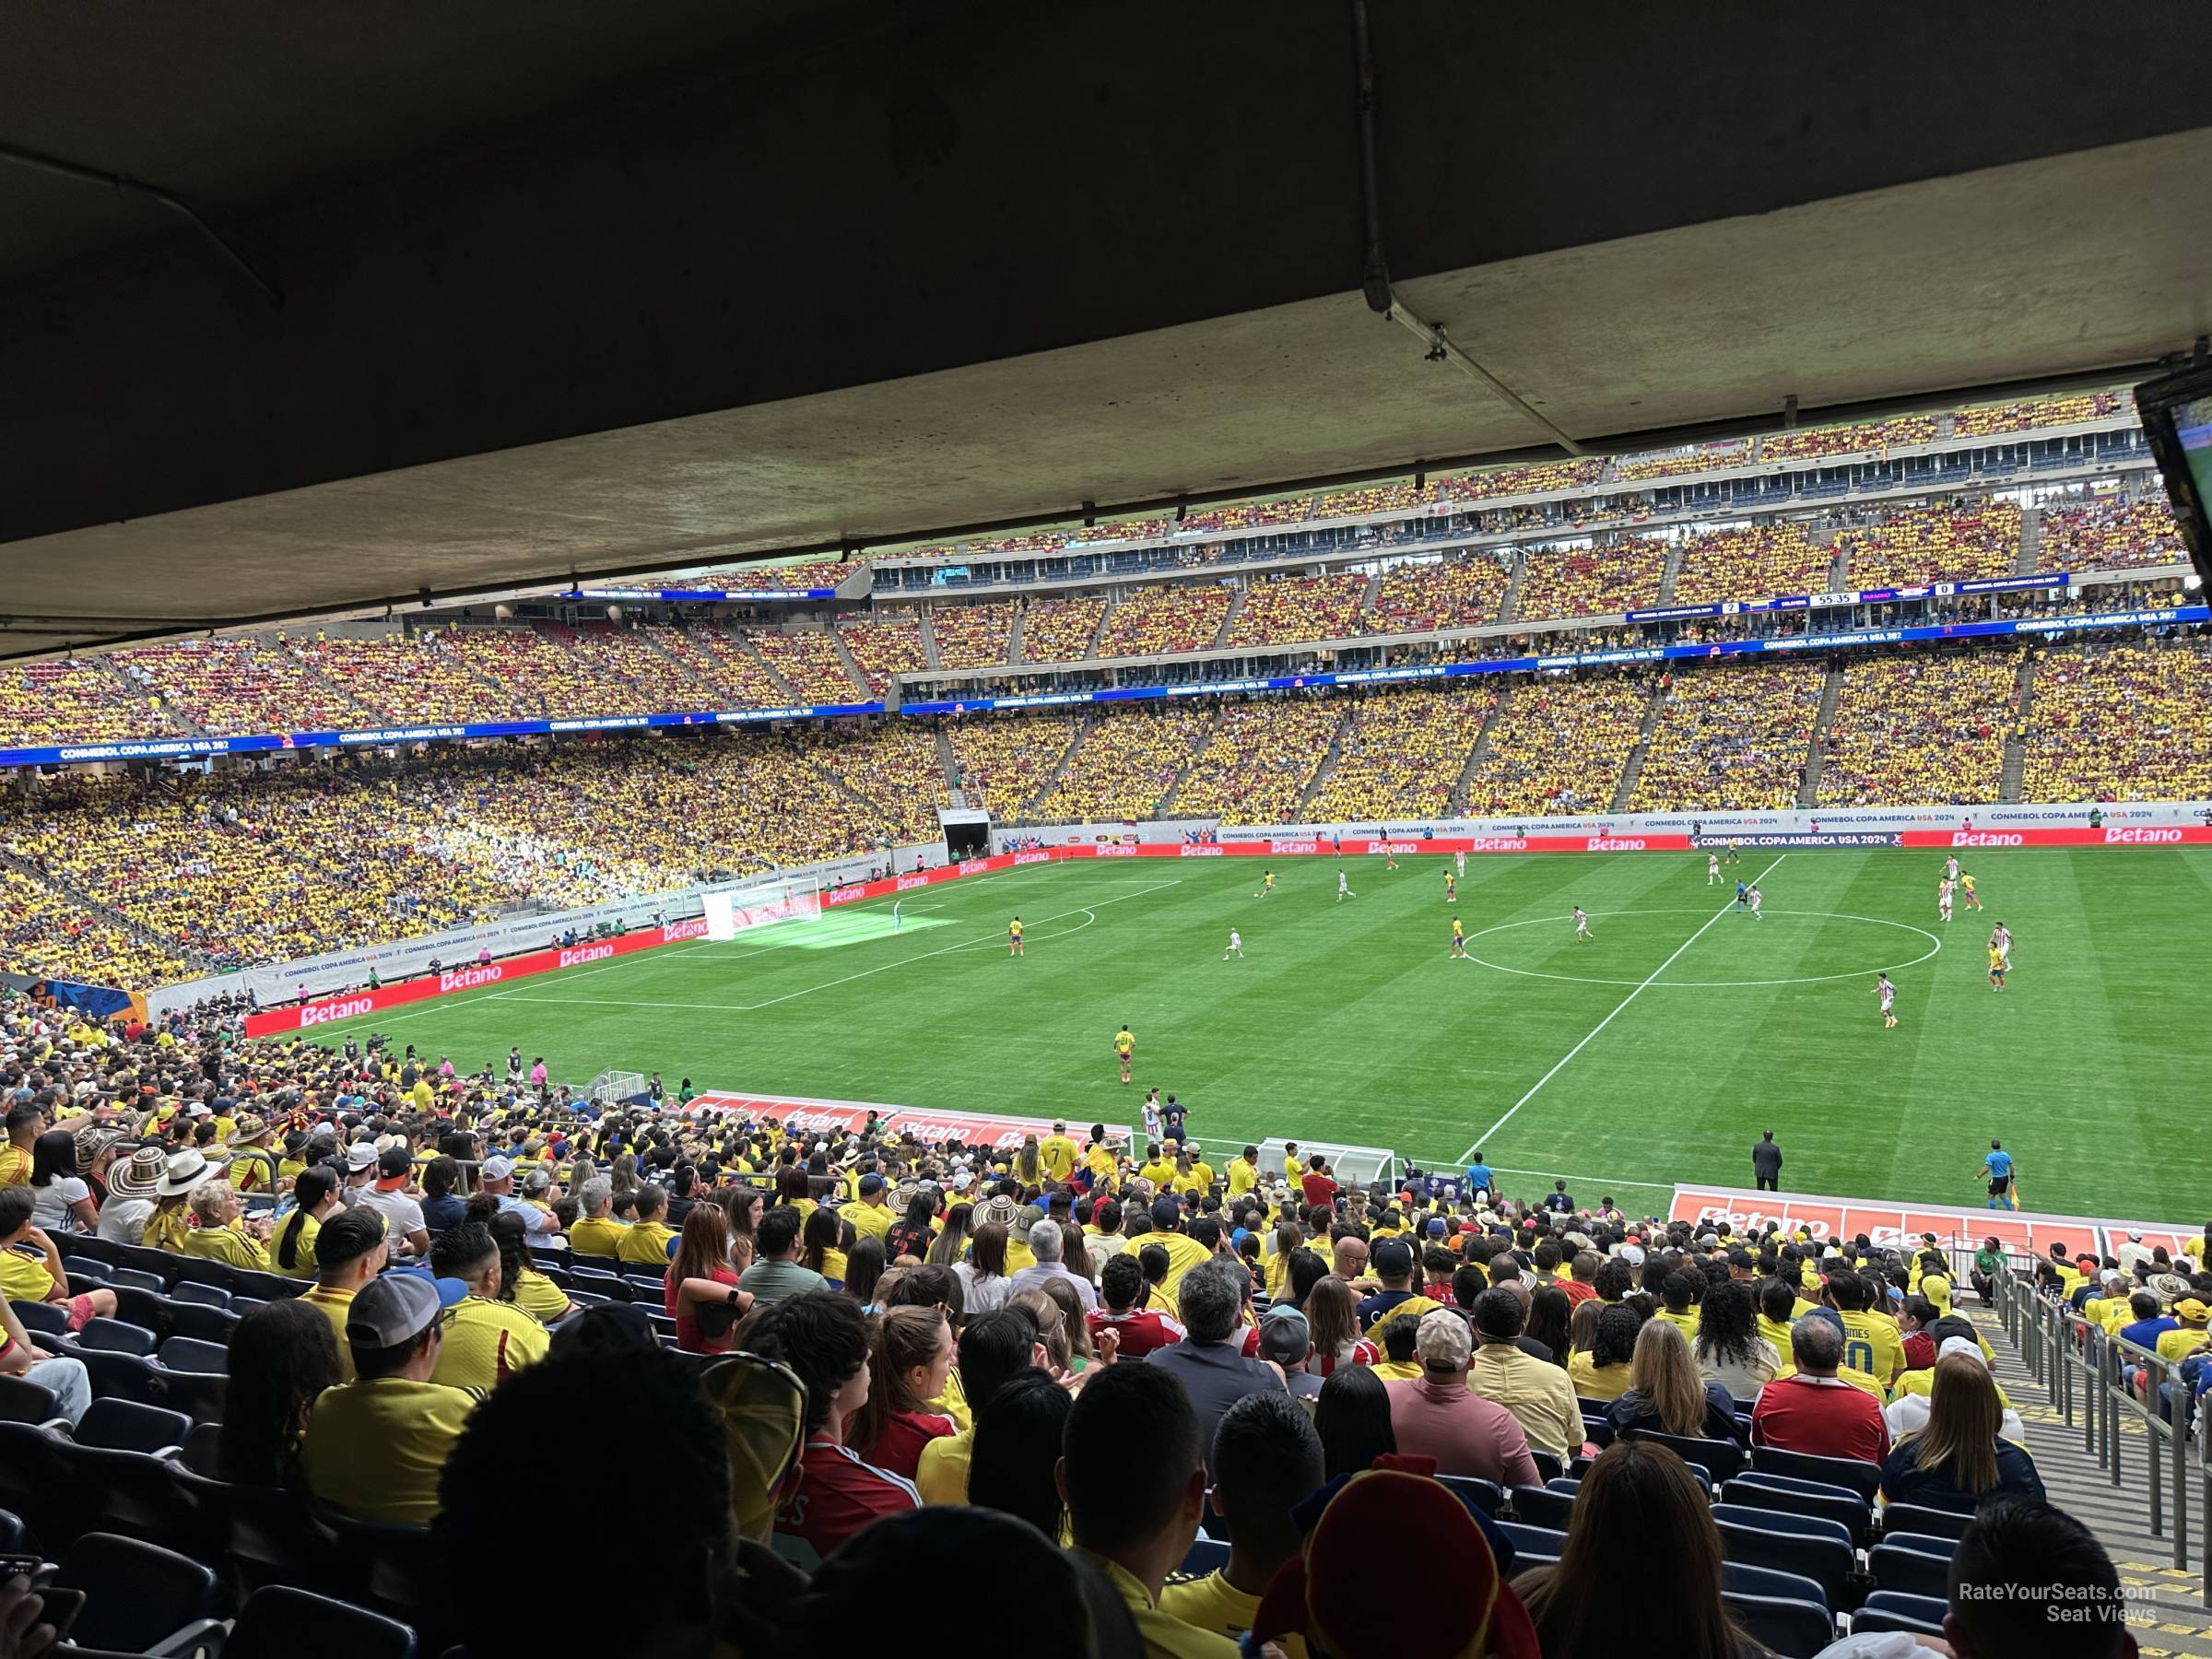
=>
[296,630,520,725]
[0,658,168,750]
[1222,572,1370,648]
[1513,540,1666,620]
[750,629,868,703]
[836,616,929,694]
[644,621,793,707]
[1018,595,1110,663]
[1463,676,1650,815]
[945,712,1082,818]
[928,602,1016,670]
[1955,391,2124,437]
[1308,685,1497,822]
[111,639,362,737]
[0,863,196,988]
[1438,457,1606,502]
[0,982,2162,1657]
[1840,500,2024,590]
[1816,653,2019,806]
[1628,664,1824,813]
[1171,700,1341,823]
[1034,706,1211,822]
[2033,494,2187,575]
[1615,441,1752,483]
[1361,552,1511,635]
[1100,583,1235,657]
[1667,523,1836,606]
[2018,639,2212,804]
[1759,414,1938,462]
[691,559,863,590]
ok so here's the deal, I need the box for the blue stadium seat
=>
[226,1585,417,1659]
[168,1280,232,1310]
[1716,1515,1858,1611]
[76,1398,192,1454]
[73,1317,158,1358]
[159,1336,229,1375]
[1435,1475,1502,1516]
[12,1300,67,1337]
[1723,1560,1830,1611]
[1751,1443,1883,1503]
[0,1374,60,1425]
[1620,1426,1744,1485]
[1179,1537,1229,1576]
[1855,1589,1948,1634]
[1879,1500,1977,1541]
[1722,1474,1872,1542]
[1723,1592,1835,1658]
[1493,1520,1566,1567]
[1508,1485,1573,1529]
[1869,1539,1953,1599]
[1528,1447,1565,1484]
[52,1532,221,1654]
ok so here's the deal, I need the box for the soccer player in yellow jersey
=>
[1987,945,2006,993]
[1254,870,1276,899]
[1444,871,1456,903]
[1114,1025,1135,1085]
[1449,916,1466,959]
[1959,871,1982,911]
[1008,916,1023,956]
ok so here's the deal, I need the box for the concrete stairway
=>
[1797,665,1845,807]
[1298,702,1359,813]
[1210,584,1245,650]
[1005,606,1026,665]
[1975,1305,2212,1650]
[1497,555,1528,625]
[1155,707,1225,816]
[919,612,944,671]
[2001,653,2039,803]
[1449,686,1512,815]
[1608,680,1666,811]
[1027,712,1096,812]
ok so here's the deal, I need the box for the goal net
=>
[701,876,822,942]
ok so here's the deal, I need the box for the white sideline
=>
[1454,854,1787,1164]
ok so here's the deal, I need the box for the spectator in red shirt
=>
[845,1304,956,1482]
[1300,1158,1338,1213]
[1088,1253,1186,1359]
[1383,1309,1540,1486]
[1558,1250,1601,1306]
[739,1290,919,1568]
[1750,1309,1890,1465]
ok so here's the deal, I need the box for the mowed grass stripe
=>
[295,850,2212,1219]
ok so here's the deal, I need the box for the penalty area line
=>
[1454,854,1787,1164]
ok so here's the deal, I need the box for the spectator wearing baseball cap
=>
[1255,1304,1323,1404]
[300,1206,390,1382]
[1355,1238,1441,1347]
[1383,1308,1539,1486]
[477,1153,558,1235]
[298,1269,475,1525]
[840,1171,893,1244]
[1146,1194,1213,1302]
[353,1143,431,1260]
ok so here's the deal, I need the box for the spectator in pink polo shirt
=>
[1383,1308,1539,1486]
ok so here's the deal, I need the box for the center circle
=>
[1460,909,1944,989]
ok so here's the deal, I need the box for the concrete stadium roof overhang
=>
[4,3,2209,658]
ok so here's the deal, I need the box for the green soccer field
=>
[299,850,2212,1222]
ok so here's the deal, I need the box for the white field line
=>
[1454,855,1787,1163]
[489,879,1184,1015]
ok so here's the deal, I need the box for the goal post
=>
[701,875,823,942]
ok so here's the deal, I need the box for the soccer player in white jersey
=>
[1874,971,1898,1029]
[1707,852,1721,886]
[1944,853,1960,884]
[1572,906,1594,942]
[1937,877,1953,924]
[1454,849,1466,878]
[1223,928,1245,959]
[1747,884,1764,921]
[1335,867,1355,902]
[1990,921,2012,968]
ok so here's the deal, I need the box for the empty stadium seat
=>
[1620,1426,1745,1485]
[225,1584,418,1659]
[1435,1475,1504,1516]
[1492,1520,1566,1567]
[1722,1591,1835,1659]
[1853,1589,1949,1635]
[76,1397,192,1454]
[1508,1485,1574,1529]
[159,1335,230,1375]
[1879,1500,1978,1541]
[1722,1474,1873,1542]
[1751,1443,1883,1503]
[168,1280,232,1309]
[1869,1539,1954,1599]
[52,1532,222,1654]
[73,1317,158,1358]
[1715,1514,1859,1612]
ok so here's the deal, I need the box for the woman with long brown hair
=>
[956,1220,1013,1314]
[1881,1351,2045,1507]
[1010,1287,1077,1376]
[927,1202,973,1268]
[1013,1135,1042,1188]
[1607,1317,1745,1444]
[1518,1440,1756,1658]
[845,1304,956,1480]
[1302,1275,1378,1376]
[665,1203,750,1354]
[1058,1221,1095,1287]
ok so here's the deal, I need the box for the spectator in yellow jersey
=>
[1567,1303,1642,1401]
[214,1299,346,1488]
[181,1178,272,1270]
[429,1222,549,1391]
[300,1206,390,1382]
[1825,1270,1907,1389]
[270,1167,342,1279]
[916,1304,1043,1504]
[566,1175,629,1259]
[1227,1146,1261,1201]
[1144,1194,1214,1301]
[1061,1360,1241,1658]
[841,1171,893,1241]
[0,1187,117,1330]
[300,1271,475,1526]
[1040,1121,1079,1182]
[617,1183,680,1266]
[0,1102,45,1187]
[1161,1390,1325,1653]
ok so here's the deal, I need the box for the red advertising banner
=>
[688,1090,1134,1153]
[241,917,712,1037]
[1670,1183,2201,1264]
[1900,826,2212,850]
[1056,835,1694,858]
[822,850,1049,909]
